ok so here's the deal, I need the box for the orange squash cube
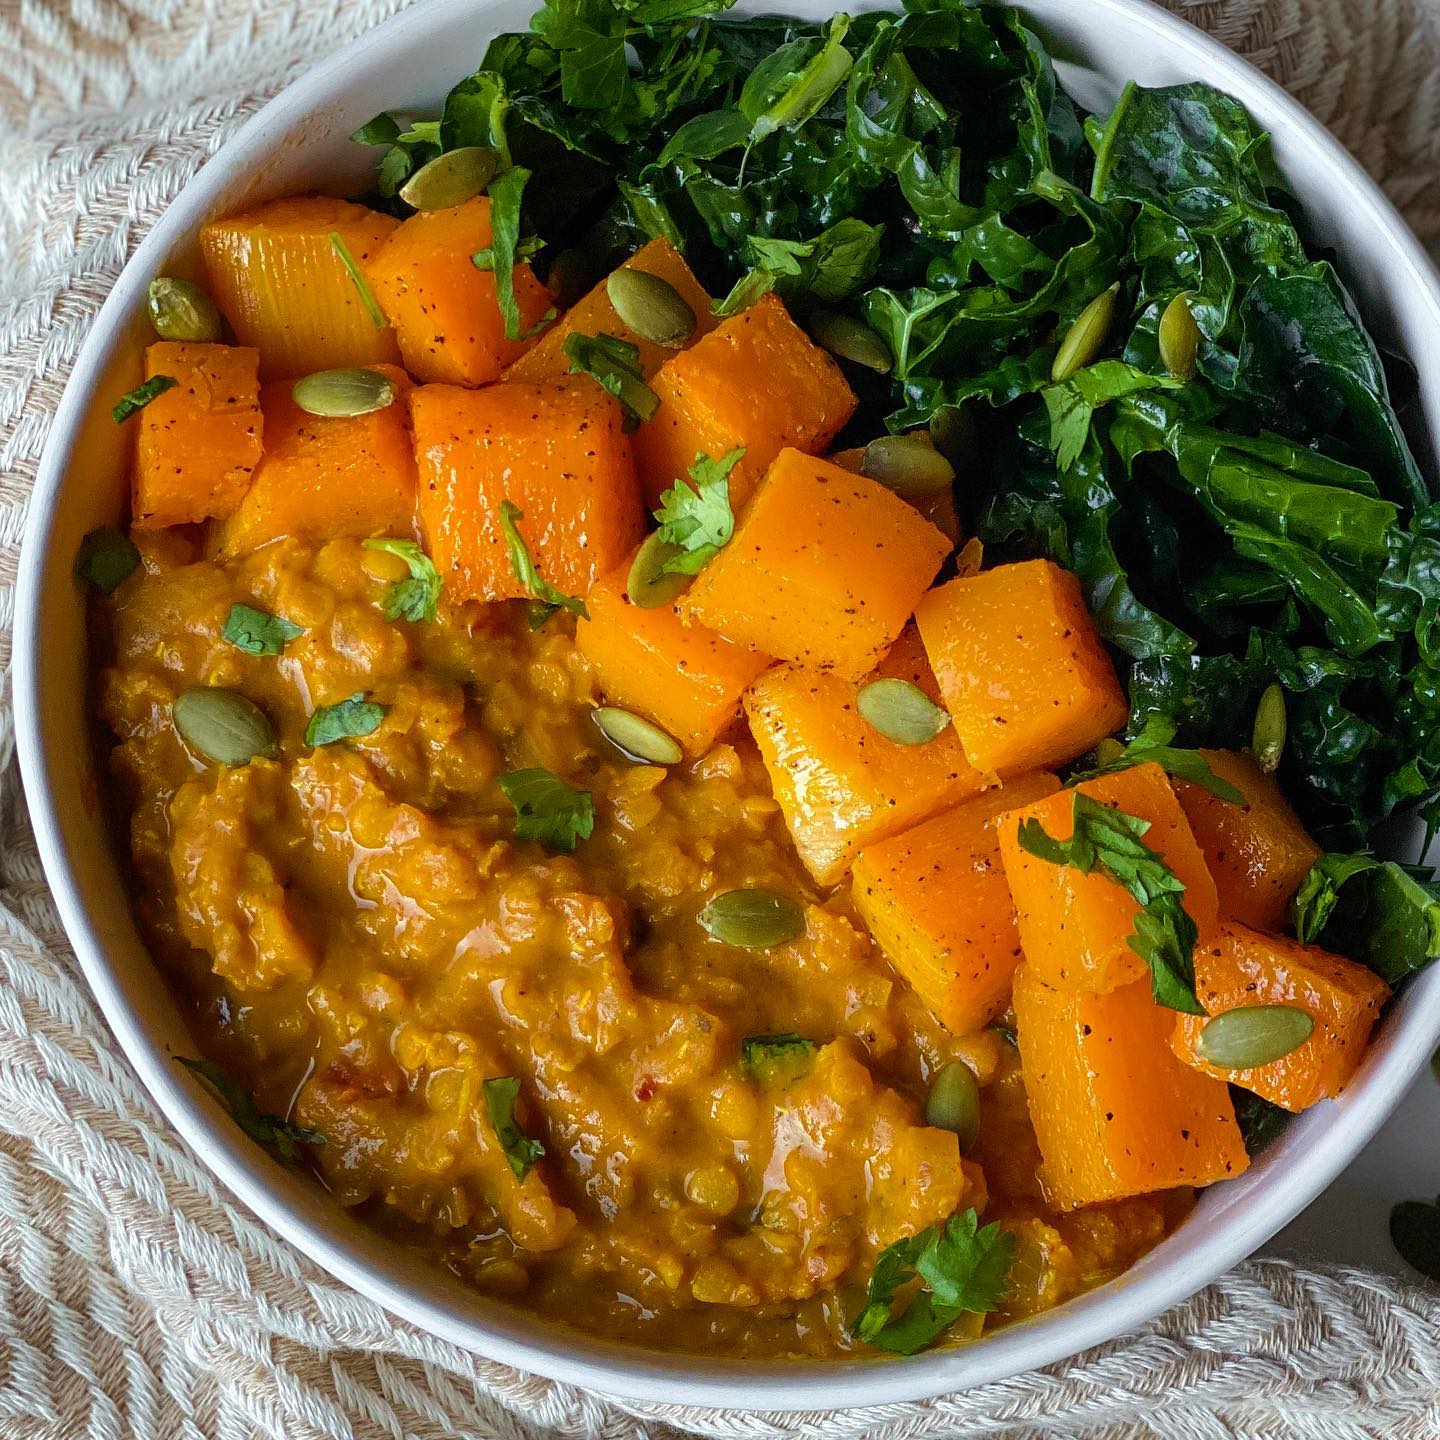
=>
[853,772,1061,1033]
[410,380,643,606]
[214,366,417,555]
[1171,923,1389,1112]
[507,238,717,384]
[369,197,554,387]
[744,628,988,886]
[133,342,263,528]
[681,450,950,681]
[1175,750,1322,933]
[996,763,1220,993]
[201,196,401,379]
[632,293,856,509]
[576,551,772,756]
[915,559,1127,776]
[1013,963,1249,1209]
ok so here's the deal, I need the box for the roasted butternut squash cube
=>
[507,238,717,384]
[577,551,772,756]
[214,366,416,555]
[1172,923,1389,1112]
[410,380,643,605]
[369,196,554,386]
[853,772,1061,1034]
[200,195,401,379]
[827,444,962,543]
[916,559,1127,776]
[996,763,1220,993]
[133,342,263,528]
[1013,963,1249,1209]
[682,450,950,681]
[744,629,988,885]
[632,293,856,509]
[1175,749,1322,933]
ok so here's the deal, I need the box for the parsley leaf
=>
[222,603,304,656]
[498,499,589,621]
[853,1210,1015,1355]
[498,767,595,852]
[1041,360,1181,470]
[362,538,443,623]
[304,693,388,748]
[75,526,139,593]
[739,1033,817,1086]
[483,1075,546,1181]
[652,448,743,575]
[1071,715,1245,803]
[328,232,387,330]
[481,166,556,341]
[1017,791,1205,1014]
[112,375,176,423]
[562,332,659,422]
[176,1057,324,1164]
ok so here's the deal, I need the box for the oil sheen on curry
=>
[86,5,1406,1358]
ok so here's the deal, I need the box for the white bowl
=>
[15,0,1440,1411]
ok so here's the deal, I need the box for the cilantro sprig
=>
[479,166,555,341]
[483,1075,546,1181]
[305,693,388,747]
[177,1057,324,1164]
[1071,715,1244,804]
[498,499,589,627]
[652,448,744,575]
[853,1210,1015,1355]
[562,332,658,422]
[363,538,443,623]
[112,374,177,423]
[222,603,304,656]
[498,767,595,853]
[1017,791,1205,1014]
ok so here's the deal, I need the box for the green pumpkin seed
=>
[860,434,955,496]
[1051,282,1120,382]
[399,146,501,211]
[626,531,691,609]
[808,312,891,373]
[700,889,805,949]
[593,707,683,765]
[1159,290,1202,381]
[147,277,223,343]
[856,678,951,746]
[292,367,396,418]
[173,688,277,766]
[925,1061,980,1152]
[1093,737,1125,767]
[928,404,975,467]
[607,268,696,349]
[1194,1004,1315,1069]
[1251,682,1287,773]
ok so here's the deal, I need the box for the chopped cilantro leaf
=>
[498,499,588,621]
[112,374,176,423]
[75,526,140,593]
[176,1057,324,1164]
[304,693,387,747]
[363,538,443,623]
[222,603,304,656]
[562,331,658,422]
[483,1075,546,1181]
[498,767,595,853]
[652,448,743,575]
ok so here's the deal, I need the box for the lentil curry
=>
[82,0,1427,1362]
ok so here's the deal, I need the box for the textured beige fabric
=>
[2,2,1440,1437]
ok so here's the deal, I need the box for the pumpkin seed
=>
[1051,282,1120,382]
[626,531,691,609]
[1158,290,1202,380]
[606,268,696,348]
[1251,682,1287,773]
[147,277,223,343]
[925,1061,980,1152]
[928,404,975,467]
[292,367,396,418]
[1194,1004,1315,1069]
[173,688,277,766]
[860,434,955,496]
[856,678,951,746]
[1093,737,1125,767]
[399,146,501,210]
[700,889,805,949]
[808,311,891,373]
[593,706,683,765]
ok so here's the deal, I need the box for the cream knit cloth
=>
[3,2,1440,1436]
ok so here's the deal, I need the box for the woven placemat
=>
[2,2,1439,1436]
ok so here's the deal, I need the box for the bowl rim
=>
[14,0,1440,1412]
